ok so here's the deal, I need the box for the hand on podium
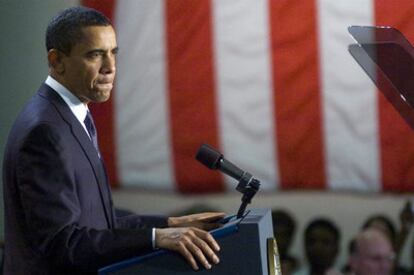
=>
[155,212,225,271]
[168,212,226,230]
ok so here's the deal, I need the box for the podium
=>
[98,208,277,275]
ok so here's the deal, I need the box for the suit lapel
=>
[38,84,114,228]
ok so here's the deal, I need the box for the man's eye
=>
[88,52,102,58]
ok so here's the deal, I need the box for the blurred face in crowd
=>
[365,218,394,244]
[350,229,394,275]
[281,257,298,275]
[274,223,294,256]
[49,25,118,104]
[305,226,338,270]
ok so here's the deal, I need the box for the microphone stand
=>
[235,172,261,219]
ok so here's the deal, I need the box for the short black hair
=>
[305,218,340,242]
[272,209,296,231]
[46,6,111,54]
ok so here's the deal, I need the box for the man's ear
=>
[47,49,65,74]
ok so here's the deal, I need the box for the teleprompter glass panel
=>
[348,26,414,129]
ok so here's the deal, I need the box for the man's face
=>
[305,227,338,269]
[274,224,293,256]
[58,25,118,104]
[351,234,394,275]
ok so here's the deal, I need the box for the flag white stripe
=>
[115,0,174,189]
[212,0,278,190]
[317,0,380,191]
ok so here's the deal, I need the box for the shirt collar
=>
[45,75,89,123]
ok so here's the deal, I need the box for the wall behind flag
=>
[0,0,80,243]
[84,0,414,193]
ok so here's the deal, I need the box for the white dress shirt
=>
[45,75,91,139]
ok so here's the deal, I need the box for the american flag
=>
[84,0,414,193]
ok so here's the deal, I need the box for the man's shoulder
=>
[19,84,65,123]
[6,84,68,144]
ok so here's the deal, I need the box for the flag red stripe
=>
[165,0,224,192]
[375,0,414,192]
[82,0,119,187]
[269,0,326,189]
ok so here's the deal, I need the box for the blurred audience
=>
[362,214,396,245]
[395,201,414,264]
[294,218,342,275]
[348,228,395,275]
[272,209,299,274]
[361,201,414,273]
[282,255,300,275]
[395,238,414,274]
[341,238,355,274]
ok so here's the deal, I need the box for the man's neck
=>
[48,72,88,107]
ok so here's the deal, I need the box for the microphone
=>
[195,143,253,187]
[196,143,260,219]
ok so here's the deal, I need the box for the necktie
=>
[84,111,101,157]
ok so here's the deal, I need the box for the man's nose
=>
[101,54,116,74]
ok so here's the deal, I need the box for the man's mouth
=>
[96,81,113,90]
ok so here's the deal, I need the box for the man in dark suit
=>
[2,6,224,274]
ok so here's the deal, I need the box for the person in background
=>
[2,6,225,274]
[272,209,299,275]
[340,238,355,275]
[349,228,395,275]
[397,237,414,275]
[362,201,414,273]
[294,218,342,275]
[362,214,396,245]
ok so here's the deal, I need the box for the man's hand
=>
[155,227,220,270]
[168,212,226,231]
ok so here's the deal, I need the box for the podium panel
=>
[99,208,274,275]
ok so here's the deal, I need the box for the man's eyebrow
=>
[86,49,105,55]
[85,47,119,55]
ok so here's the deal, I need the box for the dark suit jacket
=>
[2,83,168,274]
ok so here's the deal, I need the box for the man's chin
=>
[91,89,112,103]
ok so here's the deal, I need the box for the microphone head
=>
[195,144,222,169]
